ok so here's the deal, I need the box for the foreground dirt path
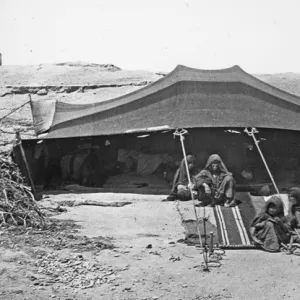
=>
[1,192,300,300]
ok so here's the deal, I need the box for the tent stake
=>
[16,131,38,201]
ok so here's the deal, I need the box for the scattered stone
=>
[149,251,161,256]
[37,88,48,95]
[30,253,120,289]
[169,255,181,262]
[214,250,225,255]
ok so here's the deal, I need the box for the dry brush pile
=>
[0,152,45,228]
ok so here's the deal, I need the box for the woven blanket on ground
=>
[179,192,289,248]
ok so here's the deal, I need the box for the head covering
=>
[204,154,229,174]
[260,196,284,218]
[171,155,196,191]
[251,195,285,227]
[288,187,300,214]
[289,187,300,206]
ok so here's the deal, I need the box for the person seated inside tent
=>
[250,195,300,252]
[194,154,236,207]
[163,155,198,201]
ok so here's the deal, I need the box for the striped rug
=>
[181,192,290,248]
[213,192,290,248]
[214,193,254,248]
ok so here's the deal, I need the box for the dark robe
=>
[194,154,235,205]
[251,196,291,252]
[286,188,300,230]
[166,155,197,201]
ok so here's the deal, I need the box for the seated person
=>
[286,188,300,233]
[194,154,236,207]
[164,155,198,201]
[250,195,300,252]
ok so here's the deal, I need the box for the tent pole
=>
[244,127,280,195]
[174,128,209,271]
[16,131,38,201]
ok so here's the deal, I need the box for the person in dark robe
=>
[286,188,300,232]
[163,155,198,201]
[194,154,236,207]
[250,196,291,252]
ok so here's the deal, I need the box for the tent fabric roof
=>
[30,65,300,139]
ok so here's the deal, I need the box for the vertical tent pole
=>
[16,131,38,200]
[174,129,209,271]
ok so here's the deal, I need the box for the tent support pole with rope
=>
[173,129,209,271]
[244,127,281,195]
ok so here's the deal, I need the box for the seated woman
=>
[250,195,291,252]
[194,154,236,207]
[164,155,198,201]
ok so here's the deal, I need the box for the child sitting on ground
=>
[251,195,290,252]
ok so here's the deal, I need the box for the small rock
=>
[37,88,48,96]
[124,287,131,291]
[146,244,152,249]
[214,250,225,255]
[182,284,188,288]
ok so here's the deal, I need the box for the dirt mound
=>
[55,61,121,71]
[0,63,160,87]
[255,72,300,97]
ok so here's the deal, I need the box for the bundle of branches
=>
[0,153,45,228]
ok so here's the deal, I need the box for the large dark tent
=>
[17,65,300,193]
[32,65,300,138]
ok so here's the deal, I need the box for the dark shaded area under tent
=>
[14,127,300,195]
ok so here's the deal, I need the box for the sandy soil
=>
[1,192,300,300]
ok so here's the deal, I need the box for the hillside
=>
[1,62,300,153]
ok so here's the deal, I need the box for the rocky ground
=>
[1,192,300,300]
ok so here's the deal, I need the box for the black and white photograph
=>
[1,0,300,299]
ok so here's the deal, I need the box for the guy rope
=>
[173,129,209,271]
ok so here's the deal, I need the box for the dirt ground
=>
[1,192,300,300]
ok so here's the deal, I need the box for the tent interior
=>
[14,127,300,195]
